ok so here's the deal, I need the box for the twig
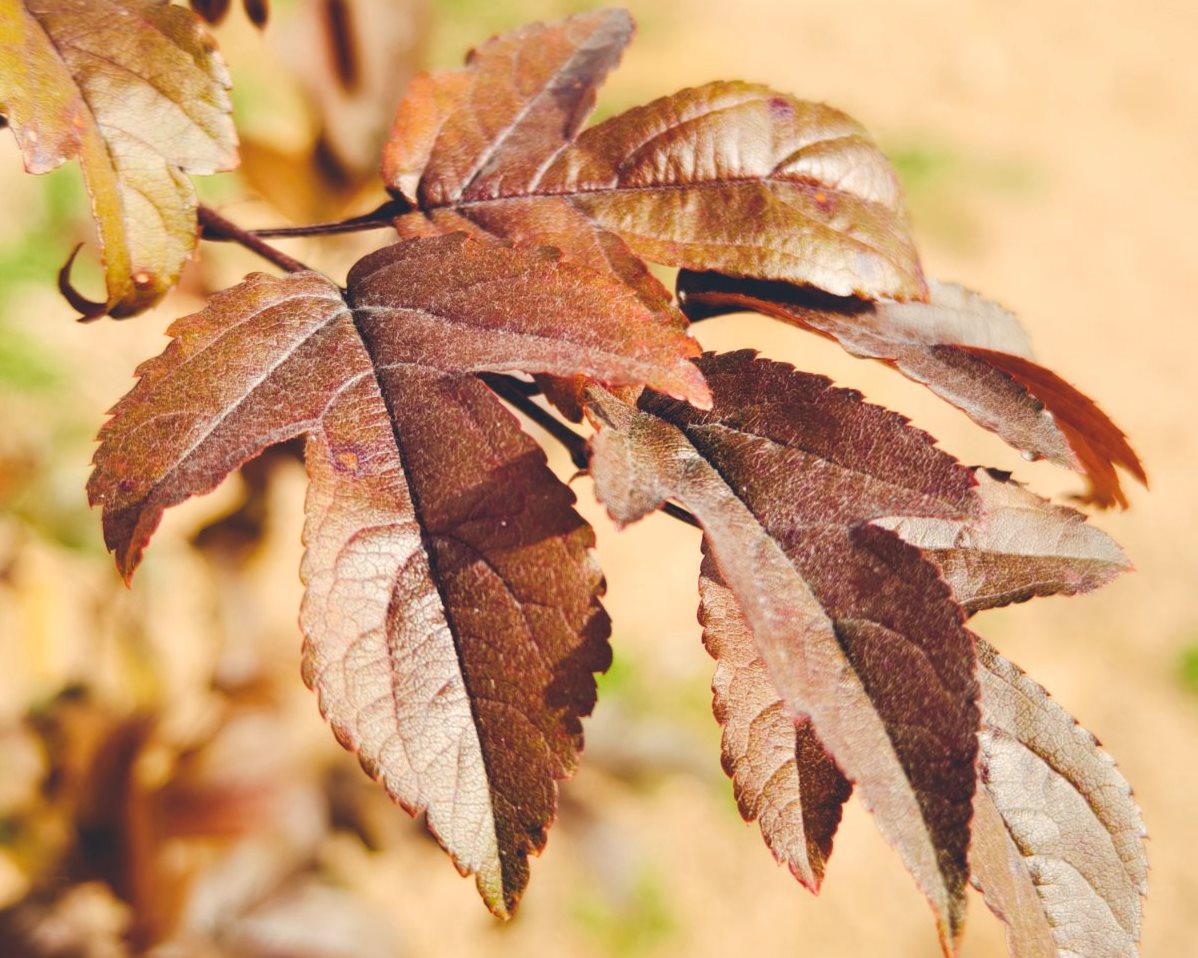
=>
[477,375,701,528]
[478,373,590,471]
[249,198,412,238]
[197,205,312,274]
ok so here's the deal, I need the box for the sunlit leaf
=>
[677,272,1146,507]
[0,0,238,317]
[87,230,714,913]
[586,351,979,948]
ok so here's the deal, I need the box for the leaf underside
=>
[0,0,238,317]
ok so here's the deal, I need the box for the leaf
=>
[383,11,925,302]
[586,351,981,948]
[695,572,1147,958]
[874,468,1130,614]
[0,0,238,318]
[300,367,609,917]
[971,640,1147,958]
[699,553,851,893]
[346,233,708,407]
[676,272,1146,507]
[87,231,711,914]
[383,8,633,206]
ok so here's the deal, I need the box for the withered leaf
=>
[0,0,238,317]
[972,640,1147,958]
[875,468,1130,615]
[87,231,712,915]
[383,10,925,303]
[586,351,980,948]
[677,272,1146,507]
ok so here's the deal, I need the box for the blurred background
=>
[1,1,1195,955]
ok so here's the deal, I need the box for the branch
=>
[197,205,313,274]
[249,198,412,238]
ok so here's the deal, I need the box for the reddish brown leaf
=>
[875,468,1130,614]
[586,351,980,948]
[677,272,1146,507]
[962,347,1146,508]
[301,367,608,916]
[972,640,1147,958]
[384,9,633,206]
[88,229,723,913]
[700,554,851,893]
[88,270,359,578]
[384,15,925,302]
[347,233,708,406]
[695,582,1147,958]
[0,0,238,317]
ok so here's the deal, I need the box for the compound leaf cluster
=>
[1,6,1149,956]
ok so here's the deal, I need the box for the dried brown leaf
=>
[0,0,238,317]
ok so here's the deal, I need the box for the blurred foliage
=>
[572,866,677,956]
[1178,643,1198,697]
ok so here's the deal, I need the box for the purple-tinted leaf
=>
[677,272,1146,507]
[876,468,1130,614]
[586,351,980,949]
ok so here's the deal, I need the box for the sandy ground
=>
[1,1,1196,956]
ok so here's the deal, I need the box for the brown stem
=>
[477,373,701,529]
[197,204,312,274]
[249,198,412,238]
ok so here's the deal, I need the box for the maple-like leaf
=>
[0,0,238,317]
[586,351,981,948]
[382,9,925,304]
[875,467,1130,614]
[87,232,711,915]
[677,272,1146,507]
[971,639,1147,958]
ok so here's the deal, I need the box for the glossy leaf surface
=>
[383,11,925,302]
